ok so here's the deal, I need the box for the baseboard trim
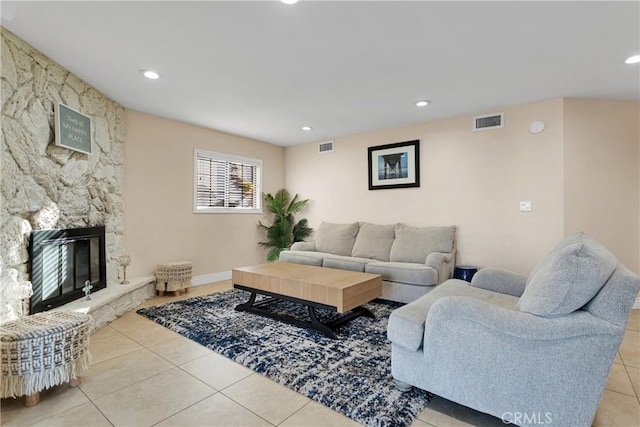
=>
[634,297,640,310]
[191,271,232,287]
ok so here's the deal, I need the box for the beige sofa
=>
[279,222,457,303]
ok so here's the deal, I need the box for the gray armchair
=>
[387,234,639,426]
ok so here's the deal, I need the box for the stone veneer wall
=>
[0,28,126,317]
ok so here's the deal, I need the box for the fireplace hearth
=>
[29,226,107,314]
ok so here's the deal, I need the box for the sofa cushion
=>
[388,279,519,351]
[279,250,325,266]
[323,255,373,272]
[351,222,396,262]
[315,222,360,256]
[517,233,617,317]
[389,225,456,263]
[365,262,438,286]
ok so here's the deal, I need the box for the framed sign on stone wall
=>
[54,103,93,154]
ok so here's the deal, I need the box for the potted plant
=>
[258,189,312,261]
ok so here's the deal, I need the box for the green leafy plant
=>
[258,189,312,262]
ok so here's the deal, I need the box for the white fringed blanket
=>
[1,311,91,398]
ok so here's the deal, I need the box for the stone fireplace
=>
[29,226,107,313]
[0,29,126,321]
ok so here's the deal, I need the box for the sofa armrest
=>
[290,241,315,251]
[425,251,456,284]
[469,268,527,297]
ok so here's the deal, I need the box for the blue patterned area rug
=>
[136,289,431,427]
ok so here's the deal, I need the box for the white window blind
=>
[194,149,262,213]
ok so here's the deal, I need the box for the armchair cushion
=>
[389,225,456,263]
[314,222,359,256]
[517,234,617,317]
[351,222,396,261]
[388,279,519,352]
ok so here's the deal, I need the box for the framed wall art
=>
[368,140,420,190]
[55,102,93,154]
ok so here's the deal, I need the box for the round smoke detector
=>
[529,120,545,134]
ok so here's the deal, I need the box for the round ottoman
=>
[155,261,193,296]
[0,311,91,406]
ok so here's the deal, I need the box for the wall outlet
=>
[519,201,532,212]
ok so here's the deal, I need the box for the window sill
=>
[194,207,263,214]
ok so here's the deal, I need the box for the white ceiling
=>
[2,1,639,147]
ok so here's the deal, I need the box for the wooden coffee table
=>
[232,262,382,339]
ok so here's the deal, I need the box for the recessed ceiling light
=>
[625,54,640,64]
[281,0,298,4]
[415,100,430,107]
[141,70,160,80]
[302,126,312,131]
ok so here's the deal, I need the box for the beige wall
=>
[563,99,640,273]
[124,110,285,278]
[124,97,639,280]
[285,99,565,274]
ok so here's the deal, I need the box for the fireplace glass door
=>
[30,226,106,313]
[41,237,101,301]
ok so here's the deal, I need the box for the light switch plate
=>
[520,201,532,212]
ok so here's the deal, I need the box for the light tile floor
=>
[1,282,639,427]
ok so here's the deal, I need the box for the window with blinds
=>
[194,149,262,213]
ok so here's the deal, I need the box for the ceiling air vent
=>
[473,113,504,131]
[318,140,334,153]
